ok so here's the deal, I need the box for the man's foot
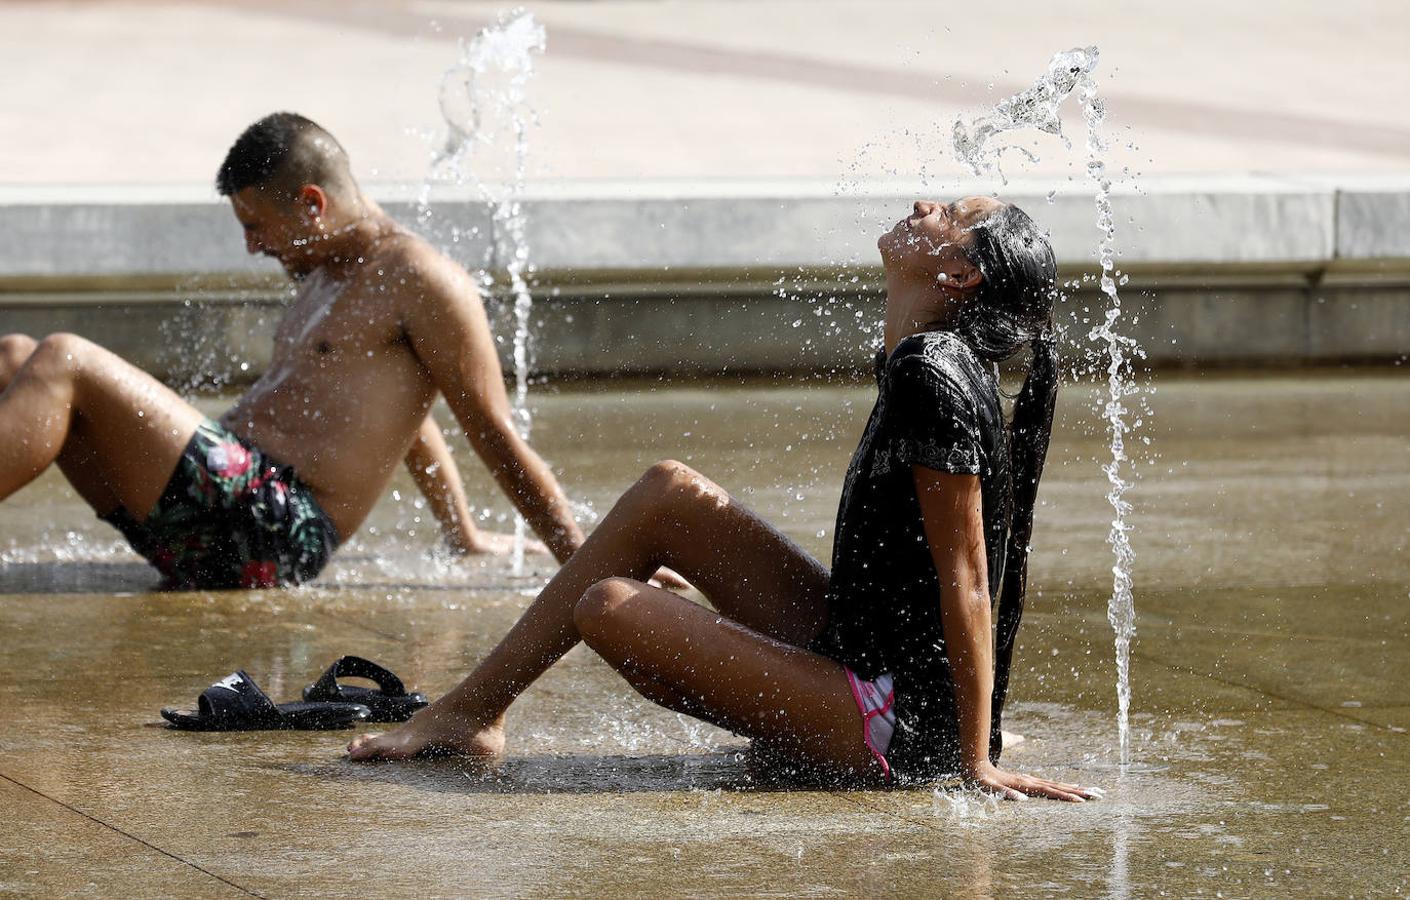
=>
[346,709,505,761]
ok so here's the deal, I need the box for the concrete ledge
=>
[1335,181,1410,261]
[1,177,1408,376]
[0,186,497,280]
[0,176,1360,278]
[519,178,1340,272]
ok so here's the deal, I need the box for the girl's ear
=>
[950,262,984,292]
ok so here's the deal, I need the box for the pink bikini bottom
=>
[844,668,896,781]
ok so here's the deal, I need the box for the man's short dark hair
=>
[216,112,355,200]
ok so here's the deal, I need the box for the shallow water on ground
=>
[1,371,1407,897]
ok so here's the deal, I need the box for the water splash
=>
[951,46,1141,767]
[952,47,1098,180]
[157,276,282,396]
[1077,67,1140,770]
[0,532,130,566]
[930,787,1004,821]
[423,9,546,573]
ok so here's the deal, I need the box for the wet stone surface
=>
[1,371,1408,897]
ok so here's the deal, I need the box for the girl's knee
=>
[631,459,728,517]
[636,459,696,494]
[573,577,642,643]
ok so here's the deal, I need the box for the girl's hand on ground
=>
[966,760,1099,802]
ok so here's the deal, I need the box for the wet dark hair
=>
[955,203,1060,762]
[215,112,354,201]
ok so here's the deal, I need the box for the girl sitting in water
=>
[350,196,1096,801]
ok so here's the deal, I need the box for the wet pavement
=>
[1,371,1408,898]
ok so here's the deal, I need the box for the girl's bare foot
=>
[347,709,505,761]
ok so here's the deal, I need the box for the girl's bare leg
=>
[573,577,877,777]
[348,460,833,760]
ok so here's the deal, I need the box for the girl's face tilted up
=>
[877,196,1004,340]
[878,196,1004,284]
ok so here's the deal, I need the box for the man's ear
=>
[298,184,329,220]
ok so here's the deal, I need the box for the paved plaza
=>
[2,1,1409,188]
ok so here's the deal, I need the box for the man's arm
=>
[404,414,481,555]
[401,256,584,563]
[913,466,1092,802]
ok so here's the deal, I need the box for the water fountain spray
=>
[424,9,546,573]
[953,46,1140,767]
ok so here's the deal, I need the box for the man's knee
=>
[1,333,37,362]
[29,333,92,373]
[12,333,105,388]
[0,333,37,384]
[573,577,642,645]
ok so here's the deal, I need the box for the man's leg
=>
[0,333,204,517]
[2,334,120,516]
[0,334,36,390]
[348,459,833,760]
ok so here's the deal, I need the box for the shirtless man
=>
[0,112,584,589]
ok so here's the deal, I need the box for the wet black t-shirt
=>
[814,330,1011,780]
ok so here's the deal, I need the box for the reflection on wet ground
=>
[1,371,1407,897]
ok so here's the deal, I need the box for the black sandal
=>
[161,671,371,731]
[302,656,428,723]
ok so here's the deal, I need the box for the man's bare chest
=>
[270,273,403,367]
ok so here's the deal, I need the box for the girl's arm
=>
[913,466,1096,802]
